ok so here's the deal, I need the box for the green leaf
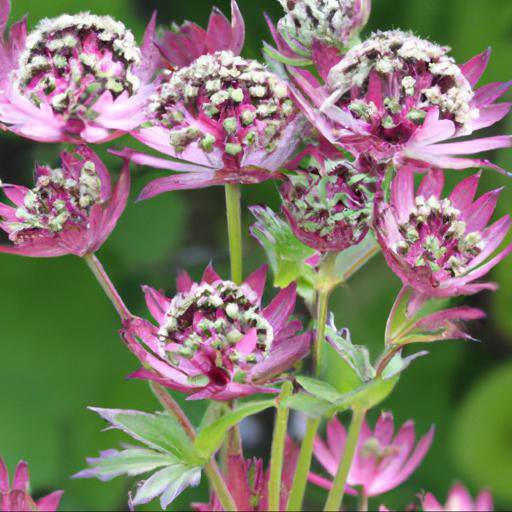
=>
[333,233,380,282]
[90,408,198,464]
[296,376,345,403]
[282,393,334,418]
[194,400,275,457]
[76,448,177,481]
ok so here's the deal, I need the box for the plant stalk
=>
[225,184,243,285]
[268,382,292,511]
[204,462,238,512]
[359,489,369,512]
[323,407,366,512]
[83,253,132,322]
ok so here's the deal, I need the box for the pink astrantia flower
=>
[122,264,311,401]
[280,146,381,253]
[310,412,434,497]
[0,457,63,512]
[265,0,370,77]
[0,146,129,257]
[193,441,298,511]
[157,0,245,67]
[374,165,512,298]
[0,1,159,143]
[421,483,493,512]
[122,49,304,199]
[292,30,512,171]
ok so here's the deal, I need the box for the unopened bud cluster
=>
[148,50,297,157]
[17,13,141,121]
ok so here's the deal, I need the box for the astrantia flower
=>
[375,166,512,298]
[122,264,311,400]
[0,457,63,512]
[280,147,380,252]
[157,0,245,68]
[421,483,493,512]
[0,146,129,257]
[310,412,434,497]
[294,30,512,171]
[193,443,298,511]
[277,0,371,50]
[0,2,159,143]
[123,50,304,199]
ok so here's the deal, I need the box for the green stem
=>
[83,253,132,322]
[313,289,330,378]
[268,382,292,511]
[286,416,321,511]
[84,254,237,511]
[225,184,243,285]
[359,489,368,512]
[323,408,366,512]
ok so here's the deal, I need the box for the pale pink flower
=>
[280,146,381,253]
[0,146,129,257]
[421,483,493,512]
[122,264,311,400]
[121,49,304,199]
[292,30,512,172]
[310,412,434,497]
[0,1,159,143]
[157,0,245,67]
[374,166,512,298]
[0,457,63,512]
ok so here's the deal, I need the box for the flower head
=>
[122,264,311,400]
[310,412,434,497]
[157,0,245,67]
[294,31,512,171]
[421,483,493,512]
[0,4,159,143]
[277,0,371,50]
[0,146,130,257]
[375,166,512,297]
[281,147,380,252]
[124,50,304,199]
[0,457,63,512]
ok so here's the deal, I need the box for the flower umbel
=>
[0,146,130,257]
[125,50,304,199]
[375,166,512,297]
[310,412,434,497]
[122,264,311,400]
[281,147,380,253]
[0,457,63,512]
[421,483,493,512]
[0,4,158,143]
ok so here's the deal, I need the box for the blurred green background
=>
[0,0,511,510]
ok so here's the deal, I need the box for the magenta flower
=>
[0,146,129,257]
[122,264,311,400]
[293,30,512,171]
[0,457,63,512]
[0,2,159,143]
[280,146,380,253]
[157,0,245,68]
[374,166,512,298]
[421,483,493,512]
[194,442,297,511]
[310,412,434,497]
[122,49,304,199]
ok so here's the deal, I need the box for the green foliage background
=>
[0,1,511,510]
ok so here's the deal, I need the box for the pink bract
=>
[310,412,434,497]
[0,1,159,143]
[280,146,381,253]
[0,457,63,512]
[421,483,493,512]
[122,264,311,401]
[375,166,512,298]
[157,0,245,67]
[292,30,512,172]
[0,146,130,258]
